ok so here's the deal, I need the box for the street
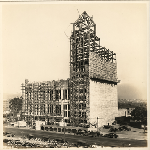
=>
[4,126,147,147]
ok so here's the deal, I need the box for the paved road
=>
[4,126,147,147]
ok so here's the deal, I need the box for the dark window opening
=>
[50,105,53,114]
[68,104,70,110]
[79,103,82,109]
[68,89,70,100]
[63,105,67,110]
[48,105,49,113]
[83,104,86,109]
[63,90,67,99]
[82,112,86,118]
[79,112,82,117]
[68,111,70,117]
[43,105,45,114]
[64,111,67,117]
[56,105,61,115]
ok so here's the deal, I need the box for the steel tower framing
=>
[70,11,117,126]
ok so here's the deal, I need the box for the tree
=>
[9,97,23,121]
[131,106,147,132]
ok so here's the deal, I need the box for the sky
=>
[1,2,149,100]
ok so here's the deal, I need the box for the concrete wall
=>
[89,79,118,127]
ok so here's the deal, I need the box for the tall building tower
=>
[70,11,118,127]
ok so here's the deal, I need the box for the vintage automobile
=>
[103,133,118,138]
[75,130,85,136]
[109,127,118,132]
[118,126,131,131]
[107,133,118,138]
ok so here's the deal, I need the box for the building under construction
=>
[21,11,118,128]
[21,79,71,126]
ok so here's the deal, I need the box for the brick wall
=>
[89,51,117,83]
[89,79,118,127]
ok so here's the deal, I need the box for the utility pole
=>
[97,117,102,132]
[97,117,98,132]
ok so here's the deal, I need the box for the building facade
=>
[22,11,118,127]
[22,79,71,125]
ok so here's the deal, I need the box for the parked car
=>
[109,127,118,132]
[75,130,85,136]
[103,133,118,138]
[3,139,11,143]
[85,131,101,137]
[3,132,11,136]
[108,133,118,138]
[118,126,131,131]
[103,125,112,129]
[6,133,15,137]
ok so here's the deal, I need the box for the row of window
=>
[25,104,70,115]
[27,111,85,118]
[71,74,88,79]
[25,89,70,100]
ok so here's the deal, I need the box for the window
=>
[50,105,53,114]
[56,90,59,100]
[63,105,67,110]
[48,105,49,113]
[43,105,45,114]
[79,103,82,109]
[68,104,70,110]
[64,111,67,117]
[56,105,61,115]
[79,89,83,93]
[50,90,53,100]
[68,111,70,117]
[59,90,61,99]
[68,89,70,100]
[79,112,82,117]
[83,104,86,109]
[63,90,67,99]
[82,112,86,118]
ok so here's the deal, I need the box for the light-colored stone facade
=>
[89,79,118,127]
[118,108,127,117]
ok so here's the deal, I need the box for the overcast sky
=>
[2,2,148,100]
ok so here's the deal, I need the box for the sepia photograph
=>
[1,2,149,149]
